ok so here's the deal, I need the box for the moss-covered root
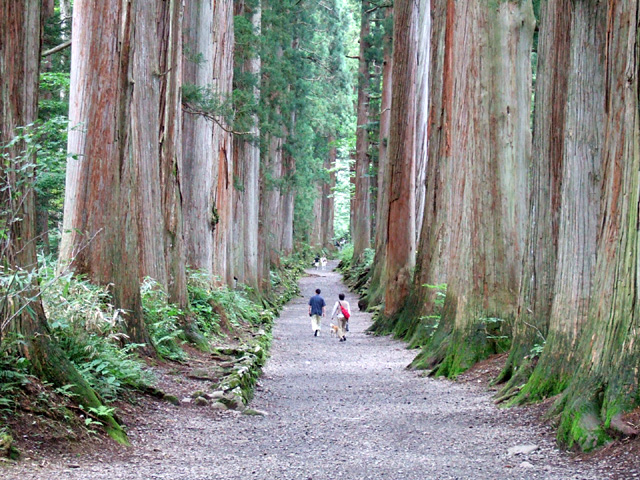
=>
[29,337,129,445]
[492,358,535,404]
[182,316,210,352]
[556,394,610,451]
[410,323,499,379]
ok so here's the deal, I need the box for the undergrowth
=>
[0,253,305,453]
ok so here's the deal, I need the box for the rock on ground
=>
[1,261,612,480]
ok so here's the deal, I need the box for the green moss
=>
[557,399,610,451]
[509,367,570,406]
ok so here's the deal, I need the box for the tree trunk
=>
[351,0,371,263]
[414,0,430,238]
[494,0,572,398]
[554,8,640,450]
[158,0,186,306]
[321,137,337,250]
[513,1,606,402]
[281,106,296,256]
[232,0,261,289]
[364,6,393,309]
[369,0,446,339]
[382,0,418,317]
[134,0,166,287]
[411,0,534,377]
[211,0,235,284]
[0,0,127,443]
[182,0,215,275]
[59,0,151,351]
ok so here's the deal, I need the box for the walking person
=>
[331,293,351,342]
[308,288,326,336]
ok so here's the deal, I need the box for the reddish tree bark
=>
[513,1,606,403]
[495,0,572,397]
[382,0,418,317]
[364,6,393,309]
[1,0,127,443]
[411,0,534,376]
[555,8,640,450]
[59,0,151,350]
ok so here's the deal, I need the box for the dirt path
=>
[3,262,613,479]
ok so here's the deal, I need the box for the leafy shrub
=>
[40,264,152,401]
[140,277,187,361]
[187,270,274,339]
[0,337,31,413]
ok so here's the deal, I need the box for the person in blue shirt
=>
[308,288,326,337]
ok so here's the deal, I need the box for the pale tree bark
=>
[182,0,215,275]
[414,0,430,238]
[211,0,235,284]
[351,0,371,263]
[555,7,640,450]
[157,0,207,348]
[59,0,151,350]
[495,0,572,398]
[280,104,296,255]
[134,0,166,287]
[382,0,418,317]
[411,0,533,376]
[513,2,606,401]
[309,184,323,248]
[232,0,261,289]
[158,0,186,306]
[60,0,72,40]
[321,138,337,250]
[260,128,284,284]
[181,0,235,286]
[0,0,126,443]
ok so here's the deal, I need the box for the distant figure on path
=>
[314,255,320,269]
[320,256,327,270]
[331,293,351,342]
[308,288,326,337]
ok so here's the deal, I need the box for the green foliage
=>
[478,316,511,353]
[0,337,31,414]
[40,72,70,96]
[39,264,153,401]
[187,270,275,339]
[140,278,187,362]
[338,243,355,267]
[182,84,238,134]
[252,0,357,245]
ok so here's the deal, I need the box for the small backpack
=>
[339,301,350,320]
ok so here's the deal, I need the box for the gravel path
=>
[3,262,610,480]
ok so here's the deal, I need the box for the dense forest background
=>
[2,0,640,455]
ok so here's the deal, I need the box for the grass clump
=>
[42,266,154,400]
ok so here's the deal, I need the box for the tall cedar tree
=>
[409,0,534,376]
[59,0,152,351]
[351,0,372,264]
[381,0,417,317]
[1,0,127,443]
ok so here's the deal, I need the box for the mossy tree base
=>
[26,332,129,445]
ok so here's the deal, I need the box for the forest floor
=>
[2,260,639,479]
